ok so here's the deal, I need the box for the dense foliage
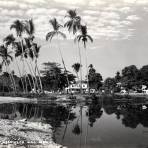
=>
[41,62,76,91]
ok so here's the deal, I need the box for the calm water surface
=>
[0,97,148,148]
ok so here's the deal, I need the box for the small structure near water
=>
[65,81,88,93]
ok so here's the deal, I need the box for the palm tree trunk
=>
[62,106,71,141]
[19,38,36,93]
[24,71,28,93]
[30,41,43,93]
[26,73,33,91]
[29,59,40,92]
[57,36,70,93]
[80,106,82,148]
[19,37,27,93]
[15,58,25,93]
[35,59,43,93]
[78,43,83,94]
[85,107,89,146]
[84,47,89,94]
[25,59,37,92]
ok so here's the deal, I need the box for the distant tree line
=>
[103,65,148,93]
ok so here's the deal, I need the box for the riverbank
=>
[0,119,66,148]
[0,96,37,104]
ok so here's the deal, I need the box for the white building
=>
[65,81,88,93]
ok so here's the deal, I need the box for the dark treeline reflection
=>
[85,96,148,129]
[0,97,148,131]
[102,97,148,129]
[86,99,103,127]
[0,103,76,128]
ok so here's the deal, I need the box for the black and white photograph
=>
[0,0,148,148]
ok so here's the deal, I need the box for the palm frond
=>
[46,31,56,41]
[87,35,93,42]
[10,20,24,36]
[7,55,13,61]
[58,31,66,39]
[80,25,87,35]
[49,18,63,31]
[67,9,77,18]
[24,19,35,35]
[3,34,15,46]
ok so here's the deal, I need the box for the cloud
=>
[0,0,146,41]
[126,15,141,21]
[89,0,106,6]
[53,0,85,5]
[24,0,46,3]
[120,7,132,13]
[100,12,120,20]
[83,10,100,15]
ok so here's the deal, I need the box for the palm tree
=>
[64,9,83,93]
[0,45,16,93]
[75,25,93,93]
[46,18,70,92]
[24,19,43,92]
[10,20,28,93]
[72,62,81,80]
[3,34,25,92]
[14,41,36,92]
[64,9,81,34]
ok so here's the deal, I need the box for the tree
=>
[3,34,25,92]
[46,18,70,91]
[139,65,148,86]
[72,63,81,80]
[10,20,28,93]
[121,65,139,89]
[65,9,83,93]
[75,25,93,92]
[0,45,16,93]
[41,62,75,91]
[115,71,121,82]
[88,64,102,90]
[103,78,116,93]
[24,19,43,92]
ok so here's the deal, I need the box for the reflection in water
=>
[0,96,148,148]
[86,99,103,127]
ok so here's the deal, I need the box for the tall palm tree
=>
[10,19,37,93]
[24,19,43,93]
[46,18,70,92]
[10,20,27,93]
[14,41,36,92]
[72,62,81,80]
[64,9,83,93]
[0,45,16,93]
[75,25,93,93]
[3,34,25,92]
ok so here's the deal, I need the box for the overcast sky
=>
[0,0,148,79]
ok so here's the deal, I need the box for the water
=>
[0,97,148,148]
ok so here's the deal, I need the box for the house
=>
[141,85,148,94]
[65,81,88,93]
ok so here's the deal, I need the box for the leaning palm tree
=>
[14,41,36,92]
[75,25,93,93]
[46,18,70,92]
[24,19,43,92]
[72,62,81,80]
[3,34,25,92]
[10,20,28,93]
[0,45,16,93]
[64,9,83,93]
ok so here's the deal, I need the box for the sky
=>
[1,0,148,79]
